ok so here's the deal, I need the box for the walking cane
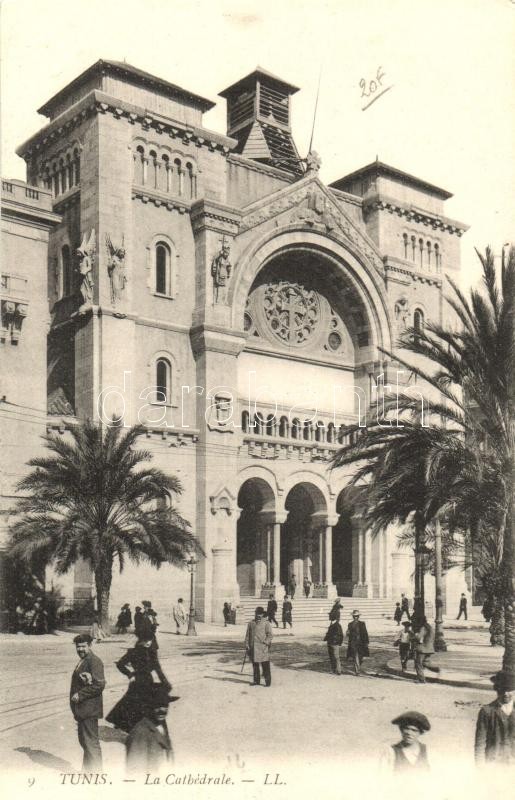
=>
[241,650,248,673]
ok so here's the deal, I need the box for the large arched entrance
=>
[282,481,333,595]
[237,478,276,596]
[332,489,356,596]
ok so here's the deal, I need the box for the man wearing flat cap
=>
[70,634,106,770]
[380,711,431,772]
[474,670,515,765]
[245,606,273,686]
[126,684,174,774]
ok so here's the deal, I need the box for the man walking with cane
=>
[244,606,273,687]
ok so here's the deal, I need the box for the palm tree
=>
[8,419,202,628]
[333,245,515,674]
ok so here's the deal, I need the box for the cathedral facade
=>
[1,60,469,623]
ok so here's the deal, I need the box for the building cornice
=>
[17,90,237,160]
[383,255,442,287]
[363,193,468,237]
[1,198,62,229]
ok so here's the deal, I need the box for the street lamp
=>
[186,556,197,636]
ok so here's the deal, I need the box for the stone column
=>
[324,516,338,599]
[364,529,373,598]
[269,512,286,599]
[209,494,241,623]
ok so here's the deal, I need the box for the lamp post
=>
[186,556,197,636]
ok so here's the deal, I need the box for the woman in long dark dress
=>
[106,637,172,733]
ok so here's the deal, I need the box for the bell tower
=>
[219,67,302,175]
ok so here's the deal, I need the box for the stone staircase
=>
[236,596,395,623]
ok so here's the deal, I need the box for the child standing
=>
[394,621,413,671]
[393,602,403,626]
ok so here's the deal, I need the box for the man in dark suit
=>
[475,670,515,765]
[346,610,369,675]
[70,633,106,770]
[457,593,468,620]
[266,595,279,628]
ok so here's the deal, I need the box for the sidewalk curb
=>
[385,659,491,691]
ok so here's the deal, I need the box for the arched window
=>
[186,162,196,199]
[337,424,346,444]
[155,242,171,295]
[419,238,424,267]
[254,412,264,435]
[61,245,73,297]
[134,146,145,184]
[73,149,80,185]
[434,243,441,271]
[414,309,424,335]
[327,422,336,444]
[149,151,158,189]
[241,410,250,433]
[402,233,408,259]
[411,235,416,261]
[52,165,59,197]
[173,158,182,195]
[315,421,325,443]
[66,154,74,188]
[155,358,171,404]
[59,159,66,194]
[303,421,313,441]
[162,155,170,192]
[426,241,432,267]
[266,414,275,436]
[291,418,301,439]
[279,416,289,438]
[43,167,51,190]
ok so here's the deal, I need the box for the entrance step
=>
[236,596,395,623]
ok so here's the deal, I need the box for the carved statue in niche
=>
[211,237,232,304]
[394,295,410,330]
[106,234,127,306]
[76,229,96,305]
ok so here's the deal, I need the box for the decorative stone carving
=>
[394,294,410,330]
[305,150,322,174]
[263,282,320,345]
[1,300,28,343]
[239,181,384,273]
[106,234,127,306]
[76,229,96,305]
[211,237,232,304]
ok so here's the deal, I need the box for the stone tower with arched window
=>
[6,59,470,623]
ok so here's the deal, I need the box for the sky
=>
[1,0,514,288]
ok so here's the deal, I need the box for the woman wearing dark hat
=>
[381,711,431,772]
[474,670,515,765]
[106,637,172,733]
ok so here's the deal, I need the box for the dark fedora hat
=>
[392,711,431,732]
[145,684,174,708]
[255,606,265,615]
[490,671,515,691]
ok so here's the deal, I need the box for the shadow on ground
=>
[15,746,74,771]
[179,633,398,677]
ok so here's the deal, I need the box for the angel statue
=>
[211,238,232,304]
[76,229,96,305]
[106,234,127,306]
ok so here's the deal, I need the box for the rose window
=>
[263,282,320,345]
